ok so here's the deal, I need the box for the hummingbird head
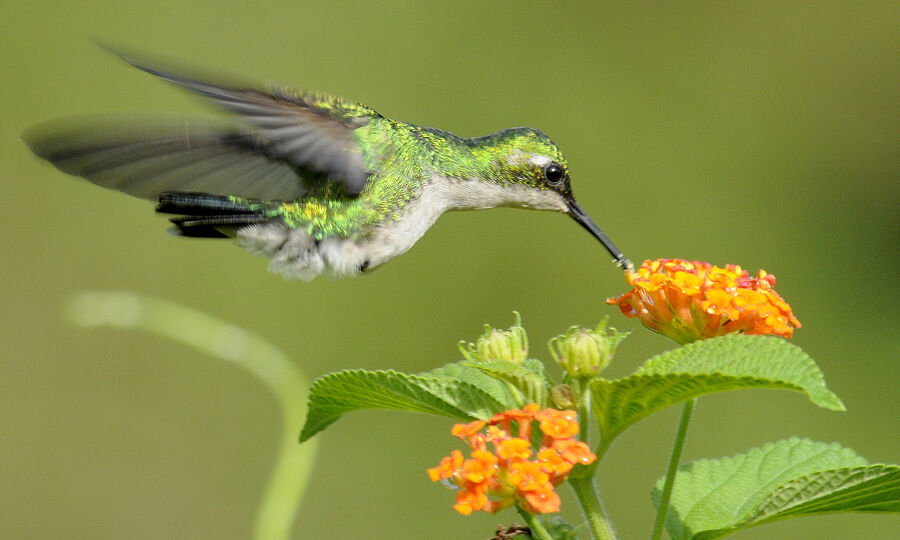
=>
[473,127,630,269]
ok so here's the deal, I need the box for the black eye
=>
[544,163,565,185]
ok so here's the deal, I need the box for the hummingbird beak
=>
[566,198,633,271]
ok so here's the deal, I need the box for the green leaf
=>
[466,358,553,408]
[590,335,844,443]
[299,366,513,442]
[422,361,517,405]
[651,438,900,540]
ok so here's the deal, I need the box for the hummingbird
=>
[25,52,631,280]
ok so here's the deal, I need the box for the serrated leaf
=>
[422,361,517,405]
[651,438,900,540]
[590,335,843,443]
[742,465,900,519]
[466,358,553,408]
[299,368,510,442]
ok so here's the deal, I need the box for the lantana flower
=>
[428,404,596,515]
[607,259,800,344]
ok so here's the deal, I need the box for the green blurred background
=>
[2,1,897,538]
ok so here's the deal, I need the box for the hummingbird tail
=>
[156,191,272,238]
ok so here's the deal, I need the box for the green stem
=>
[575,379,591,445]
[517,507,554,540]
[68,291,318,540]
[650,398,696,540]
[570,477,617,540]
[574,436,612,481]
[593,438,612,466]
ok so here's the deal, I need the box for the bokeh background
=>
[1,2,897,539]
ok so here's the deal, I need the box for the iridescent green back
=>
[278,120,568,240]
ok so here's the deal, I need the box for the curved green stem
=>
[68,291,317,540]
[573,436,612,481]
[650,398,696,540]
[570,477,617,540]
[517,507,554,540]
[593,438,613,466]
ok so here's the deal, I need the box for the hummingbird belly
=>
[234,173,569,280]
[235,181,450,280]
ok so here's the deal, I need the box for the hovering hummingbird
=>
[25,52,631,280]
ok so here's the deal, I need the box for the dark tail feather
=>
[157,191,272,238]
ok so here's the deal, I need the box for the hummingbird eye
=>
[544,163,565,185]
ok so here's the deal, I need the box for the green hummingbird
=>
[25,52,631,280]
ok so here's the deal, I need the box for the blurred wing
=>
[23,116,310,201]
[116,51,382,194]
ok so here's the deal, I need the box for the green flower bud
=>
[548,318,628,379]
[459,312,528,364]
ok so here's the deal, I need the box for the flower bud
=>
[550,384,578,409]
[459,312,528,364]
[548,318,627,379]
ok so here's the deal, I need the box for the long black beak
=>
[566,198,633,271]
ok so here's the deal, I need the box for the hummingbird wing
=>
[23,115,315,201]
[25,51,383,201]
[116,52,381,195]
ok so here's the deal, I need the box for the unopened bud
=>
[550,384,578,409]
[459,312,528,364]
[548,318,628,379]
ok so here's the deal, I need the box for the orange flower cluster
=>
[428,404,596,515]
[607,259,800,344]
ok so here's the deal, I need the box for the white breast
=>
[236,174,566,280]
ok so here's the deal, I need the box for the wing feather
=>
[115,51,381,194]
[24,116,310,201]
[25,50,387,202]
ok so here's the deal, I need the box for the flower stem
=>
[575,378,591,445]
[68,291,317,540]
[650,398,696,540]
[517,507,555,540]
[570,477,617,540]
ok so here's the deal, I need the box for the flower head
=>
[607,259,800,344]
[428,405,596,515]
